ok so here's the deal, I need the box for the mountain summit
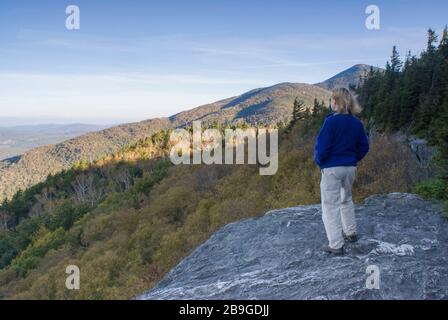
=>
[315,64,382,90]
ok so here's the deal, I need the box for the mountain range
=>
[0,64,377,201]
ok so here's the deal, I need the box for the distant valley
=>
[0,124,109,161]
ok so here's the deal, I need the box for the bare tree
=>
[89,184,105,207]
[31,187,56,217]
[113,169,133,191]
[71,174,95,203]
[71,174,106,206]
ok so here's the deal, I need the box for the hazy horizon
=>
[1,0,447,124]
[0,64,371,126]
[0,116,122,127]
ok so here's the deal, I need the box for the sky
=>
[0,0,447,125]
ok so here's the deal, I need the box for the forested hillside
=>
[0,118,171,201]
[0,83,331,203]
[357,27,448,207]
[0,98,433,299]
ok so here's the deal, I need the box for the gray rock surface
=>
[408,136,437,167]
[139,193,448,300]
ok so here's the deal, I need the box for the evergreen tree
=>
[292,98,304,123]
[427,28,438,53]
[286,98,311,133]
[439,25,448,47]
[357,27,448,199]
[390,46,403,73]
[312,98,320,117]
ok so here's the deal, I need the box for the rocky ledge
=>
[138,193,448,300]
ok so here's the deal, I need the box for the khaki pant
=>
[320,166,357,249]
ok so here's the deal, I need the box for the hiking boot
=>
[342,232,358,243]
[321,244,344,255]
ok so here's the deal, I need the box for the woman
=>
[314,88,369,255]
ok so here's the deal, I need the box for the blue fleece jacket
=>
[314,112,369,169]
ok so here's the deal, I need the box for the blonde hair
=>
[331,87,362,114]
